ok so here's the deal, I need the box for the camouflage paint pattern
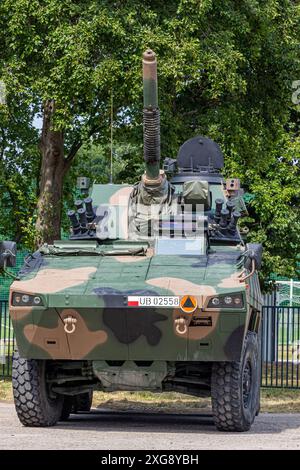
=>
[9,215,261,363]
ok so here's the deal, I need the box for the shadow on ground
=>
[56,408,300,435]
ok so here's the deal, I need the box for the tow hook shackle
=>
[63,316,77,334]
[175,317,188,335]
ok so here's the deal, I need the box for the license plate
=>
[127,296,180,307]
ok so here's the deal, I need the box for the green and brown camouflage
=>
[9,50,262,407]
[9,192,261,365]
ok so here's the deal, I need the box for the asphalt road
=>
[1,403,300,450]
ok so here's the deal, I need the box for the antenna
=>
[110,89,113,184]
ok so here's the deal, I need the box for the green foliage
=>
[0,0,299,282]
[0,95,39,248]
[69,141,143,186]
[245,134,300,282]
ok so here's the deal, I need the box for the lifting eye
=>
[63,316,77,334]
[174,317,188,335]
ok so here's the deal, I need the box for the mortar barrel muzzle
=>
[142,49,161,182]
[77,207,87,226]
[143,49,158,108]
[75,200,83,211]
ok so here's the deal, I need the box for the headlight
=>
[224,296,232,305]
[12,292,44,307]
[207,293,244,309]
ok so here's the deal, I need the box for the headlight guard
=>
[11,292,44,307]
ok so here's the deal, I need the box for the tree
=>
[0,91,40,247]
[0,0,299,282]
[0,0,180,243]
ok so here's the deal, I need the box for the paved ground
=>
[1,403,300,450]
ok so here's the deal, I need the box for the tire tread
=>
[211,332,258,432]
[12,351,62,427]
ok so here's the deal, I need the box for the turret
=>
[142,49,161,184]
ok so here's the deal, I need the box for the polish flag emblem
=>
[127,296,139,307]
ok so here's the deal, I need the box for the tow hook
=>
[63,316,77,334]
[175,317,188,335]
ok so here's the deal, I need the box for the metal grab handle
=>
[175,318,188,335]
[237,269,246,278]
[63,316,77,334]
[240,259,256,282]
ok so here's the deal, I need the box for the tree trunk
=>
[35,100,65,246]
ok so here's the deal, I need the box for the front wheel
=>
[211,331,260,432]
[12,351,63,427]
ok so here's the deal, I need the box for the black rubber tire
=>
[211,331,260,432]
[12,351,63,427]
[73,391,93,412]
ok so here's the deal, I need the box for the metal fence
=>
[261,305,300,388]
[1,301,300,388]
[0,299,13,378]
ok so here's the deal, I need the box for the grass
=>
[1,379,300,413]
[0,321,13,340]
[260,388,300,413]
[0,380,13,402]
[93,391,212,414]
[92,389,300,414]
[0,310,14,355]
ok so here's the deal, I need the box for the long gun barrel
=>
[143,49,161,183]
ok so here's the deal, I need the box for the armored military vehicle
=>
[9,50,262,432]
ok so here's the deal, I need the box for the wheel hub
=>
[242,360,252,409]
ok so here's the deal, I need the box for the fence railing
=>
[1,301,300,388]
[0,299,14,378]
[261,305,300,388]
